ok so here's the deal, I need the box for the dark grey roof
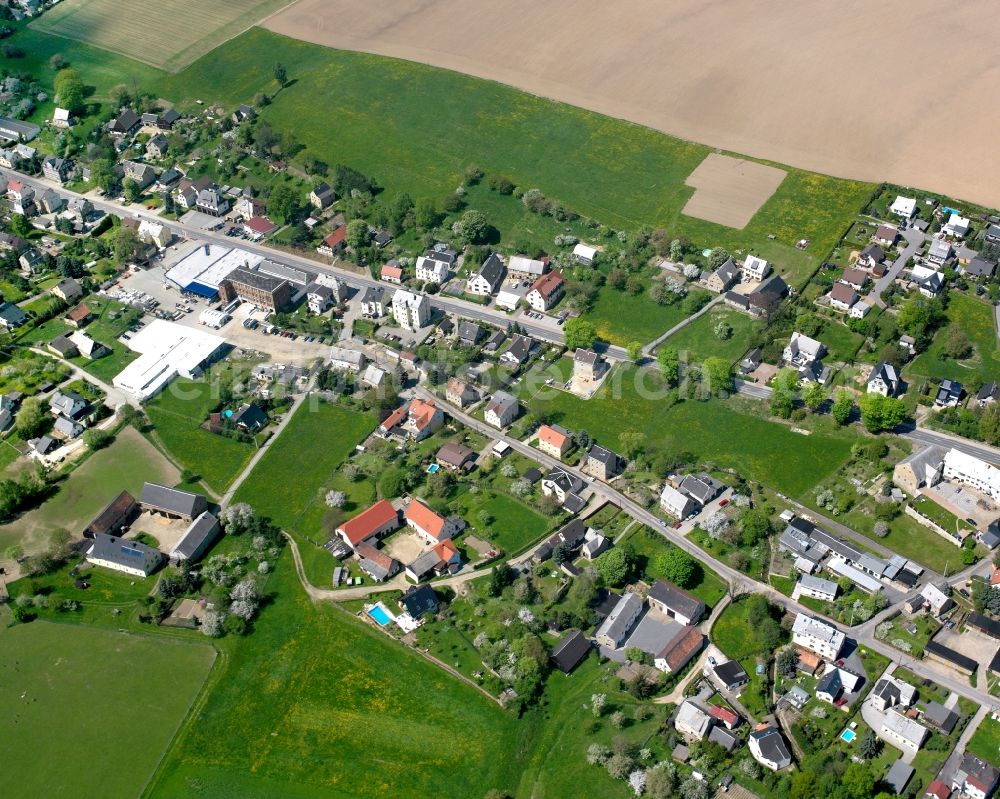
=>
[967,256,997,277]
[922,700,958,733]
[361,286,385,304]
[399,584,438,617]
[679,473,723,505]
[476,253,505,286]
[816,668,842,696]
[550,630,591,673]
[969,612,1000,639]
[587,445,622,468]
[708,725,738,752]
[924,640,978,673]
[885,760,914,794]
[225,267,287,293]
[860,243,884,262]
[713,659,748,686]
[88,533,163,574]
[0,302,28,326]
[170,511,220,560]
[978,381,1000,401]
[111,109,140,133]
[457,320,483,344]
[648,579,704,620]
[562,493,587,513]
[544,466,584,495]
[750,727,791,765]
[503,334,533,363]
[232,403,267,430]
[140,482,206,517]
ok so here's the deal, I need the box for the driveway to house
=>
[642,293,725,356]
[937,704,989,786]
[870,227,927,309]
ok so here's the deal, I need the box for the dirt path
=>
[265,0,1000,209]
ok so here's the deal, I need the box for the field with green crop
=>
[146,556,528,799]
[0,616,215,799]
[31,0,295,72]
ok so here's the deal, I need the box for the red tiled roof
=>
[407,399,438,432]
[406,498,448,540]
[336,499,398,546]
[708,704,739,726]
[245,216,277,234]
[657,625,703,672]
[381,264,403,279]
[67,303,92,322]
[380,406,407,432]
[529,269,564,300]
[323,226,346,247]
[925,779,950,799]
[539,424,570,449]
[991,566,1000,588]
[434,538,459,562]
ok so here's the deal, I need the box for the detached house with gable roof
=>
[537,424,573,460]
[466,253,506,296]
[526,269,565,312]
[705,258,739,293]
[485,391,519,428]
[405,498,460,545]
[400,398,443,441]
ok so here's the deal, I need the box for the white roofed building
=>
[890,196,917,218]
[943,448,1000,500]
[791,613,845,660]
[113,320,226,401]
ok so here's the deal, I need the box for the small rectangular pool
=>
[840,729,856,743]
[426,463,440,474]
[367,605,391,626]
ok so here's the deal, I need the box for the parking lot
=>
[935,625,1000,665]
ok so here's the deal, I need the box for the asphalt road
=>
[870,226,927,309]
[8,170,630,360]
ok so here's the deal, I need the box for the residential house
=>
[48,334,78,358]
[42,155,73,184]
[674,700,714,741]
[507,255,546,279]
[405,498,460,545]
[967,256,997,279]
[355,541,400,582]
[925,779,951,799]
[893,445,946,496]
[49,390,87,420]
[86,533,163,577]
[244,216,278,240]
[231,403,267,433]
[232,104,256,124]
[581,528,610,560]
[140,483,207,522]
[858,244,885,269]
[445,377,479,408]
[942,213,971,238]
[793,574,838,602]
[922,701,959,735]
[550,630,591,673]
[108,109,140,138]
[0,302,28,329]
[678,473,724,508]
[8,180,35,216]
[457,320,484,347]
[594,591,644,649]
[392,290,430,331]
[748,726,792,771]
[146,133,169,159]
[335,499,400,549]
[660,485,694,519]
[912,265,945,297]
[890,196,917,218]
[138,219,172,249]
[572,243,598,266]
[841,267,869,291]
[499,334,534,368]
[849,300,872,319]
[869,676,917,713]
[708,705,740,732]
[828,281,859,311]
[38,188,64,214]
[952,753,999,799]
[978,382,1000,408]
[541,467,585,507]
[928,239,952,265]
[400,399,443,441]
[880,709,928,754]
[537,424,573,460]
[875,225,899,247]
[712,660,749,693]
[398,584,438,618]
[740,348,762,374]
[705,258,739,293]
[121,160,157,191]
[573,348,605,381]
[920,583,953,616]
[867,362,900,396]
[196,183,229,216]
[235,196,266,219]
[783,332,825,366]
[935,379,963,407]
[360,364,391,391]
[647,579,705,625]
[380,263,403,284]
[747,274,789,316]
[67,198,94,226]
[584,445,623,481]
[53,416,83,439]
[317,226,346,257]
[791,613,844,660]
[415,248,455,284]
[360,286,387,317]
[307,283,334,314]
[52,107,72,129]
[51,277,82,303]
[742,255,770,282]
[466,253,506,296]
[436,440,475,472]
[484,391,519,428]
[69,331,108,360]
[309,183,335,209]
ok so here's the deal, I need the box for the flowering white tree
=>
[629,770,647,796]
[518,607,535,624]
[587,743,610,765]
[221,502,254,532]
[731,493,751,508]
[473,632,490,649]
[875,621,892,639]
[873,520,889,537]
[682,263,701,279]
[510,478,532,497]
[257,561,270,574]
[591,693,607,717]
[704,511,730,539]
[663,276,687,296]
[229,599,257,621]
[251,534,267,551]
[500,462,518,478]
[325,490,347,508]
[201,609,226,637]
[230,577,259,604]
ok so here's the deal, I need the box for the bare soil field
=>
[682,154,786,229]
[265,0,1000,209]
[32,0,296,72]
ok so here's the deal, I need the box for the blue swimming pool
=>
[426,463,440,474]
[368,605,391,626]
[840,729,856,743]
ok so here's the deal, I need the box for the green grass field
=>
[0,617,215,799]
[146,556,528,799]
[0,427,179,556]
[232,400,376,536]
[520,366,853,497]
[659,306,760,363]
[148,29,871,260]
[967,716,1000,763]
[908,291,1000,385]
[145,378,255,494]
[587,285,712,346]
[452,490,550,555]
[31,0,295,72]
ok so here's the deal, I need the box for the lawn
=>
[31,0,295,72]
[233,400,376,536]
[145,377,256,494]
[0,427,179,556]
[841,505,968,574]
[587,284,711,346]
[150,29,871,262]
[967,716,1000,763]
[659,306,760,363]
[452,490,551,555]
[909,291,1000,385]
[519,366,854,497]
[146,556,530,799]
[0,617,215,799]
[620,525,728,608]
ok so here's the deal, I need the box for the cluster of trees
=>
[931,402,1000,446]
[0,468,51,522]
